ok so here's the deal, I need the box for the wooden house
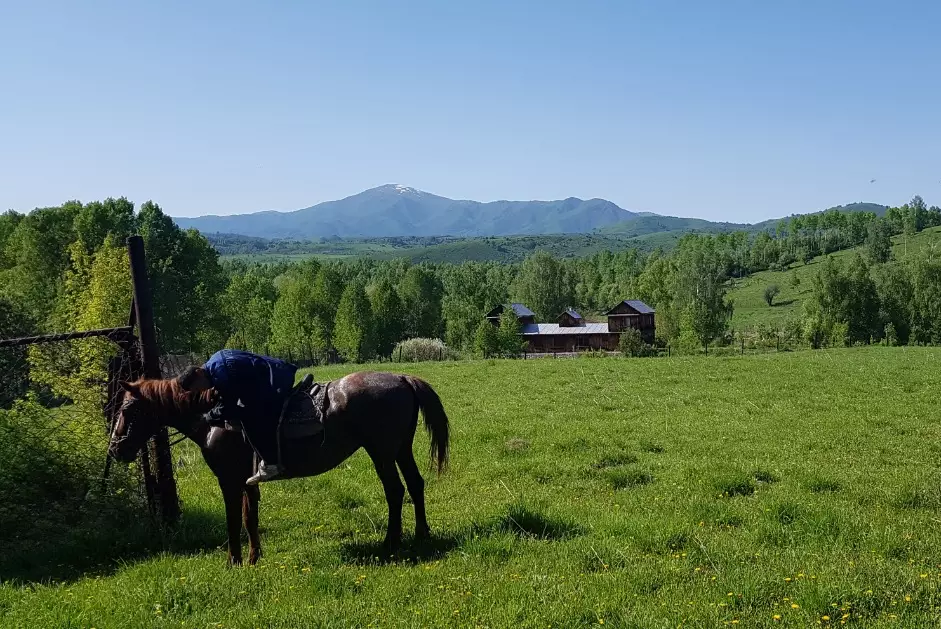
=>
[604,300,656,343]
[486,300,656,353]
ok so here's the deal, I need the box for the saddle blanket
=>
[279,381,329,440]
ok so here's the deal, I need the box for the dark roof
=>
[509,303,535,317]
[625,300,654,314]
[605,299,655,315]
[485,303,536,319]
[562,308,583,320]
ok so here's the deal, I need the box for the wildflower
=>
[822,616,830,621]
[773,615,782,621]
[791,603,800,609]
[905,595,912,602]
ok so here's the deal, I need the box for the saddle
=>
[277,373,329,441]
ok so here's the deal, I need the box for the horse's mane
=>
[127,378,215,414]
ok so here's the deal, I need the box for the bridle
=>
[114,394,205,453]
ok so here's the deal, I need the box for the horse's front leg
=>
[243,485,262,565]
[221,483,244,565]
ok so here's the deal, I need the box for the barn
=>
[487,300,656,353]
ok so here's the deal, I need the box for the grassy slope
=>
[728,226,941,331]
[4,348,941,627]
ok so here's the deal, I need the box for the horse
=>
[107,371,450,566]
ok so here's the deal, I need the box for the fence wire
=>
[0,332,151,550]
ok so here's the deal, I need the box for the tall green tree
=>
[369,278,405,357]
[138,201,227,353]
[865,218,893,264]
[399,265,443,339]
[512,250,571,321]
[333,282,375,363]
[670,236,732,350]
[497,309,526,357]
[269,263,322,359]
[223,271,276,353]
[1,203,80,327]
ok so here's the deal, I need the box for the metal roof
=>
[521,323,611,335]
[510,303,535,317]
[606,299,655,315]
[625,300,654,314]
[562,308,583,320]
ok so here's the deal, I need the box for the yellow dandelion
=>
[791,603,800,609]
[822,616,830,621]
[773,615,782,621]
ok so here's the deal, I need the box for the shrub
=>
[0,398,140,545]
[391,338,458,363]
[618,329,644,357]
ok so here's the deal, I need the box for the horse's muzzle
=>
[109,438,140,463]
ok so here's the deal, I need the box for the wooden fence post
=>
[127,236,180,526]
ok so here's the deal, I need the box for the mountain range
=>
[173,184,634,239]
[172,184,888,241]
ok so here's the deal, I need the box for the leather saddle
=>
[277,373,329,441]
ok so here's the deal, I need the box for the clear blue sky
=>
[1,0,939,223]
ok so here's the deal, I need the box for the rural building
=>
[487,300,656,353]
[485,303,537,327]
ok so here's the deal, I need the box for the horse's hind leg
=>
[367,448,405,552]
[243,485,262,565]
[396,446,430,540]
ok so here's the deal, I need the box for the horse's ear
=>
[119,381,141,398]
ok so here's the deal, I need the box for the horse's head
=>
[108,379,219,463]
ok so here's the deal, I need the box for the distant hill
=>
[596,215,748,237]
[597,202,891,240]
[206,197,895,264]
[174,184,636,239]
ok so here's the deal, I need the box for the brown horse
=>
[108,371,450,565]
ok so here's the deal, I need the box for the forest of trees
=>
[0,196,939,370]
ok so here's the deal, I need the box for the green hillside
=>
[728,225,941,331]
[596,214,747,237]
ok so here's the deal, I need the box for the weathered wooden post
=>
[127,235,181,526]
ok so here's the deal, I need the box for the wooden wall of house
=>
[524,333,620,353]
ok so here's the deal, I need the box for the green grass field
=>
[728,226,941,331]
[3,347,941,627]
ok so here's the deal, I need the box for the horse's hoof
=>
[415,526,431,541]
[249,550,261,565]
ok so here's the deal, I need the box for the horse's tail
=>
[405,376,450,475]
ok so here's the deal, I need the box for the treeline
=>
[0,196,938,370]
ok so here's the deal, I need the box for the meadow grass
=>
[2,347,941,627]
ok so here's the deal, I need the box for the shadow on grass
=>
[771,299,797,308]
[477,502,583,541]
[0,504,227,585]
[339,532,465,566]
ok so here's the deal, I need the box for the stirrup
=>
[246,463,283,486]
